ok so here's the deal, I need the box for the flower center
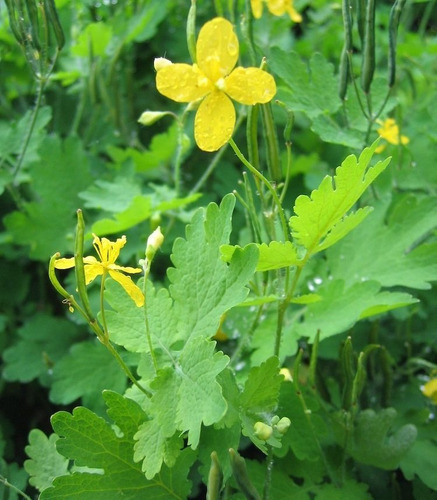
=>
[215,77,226,91]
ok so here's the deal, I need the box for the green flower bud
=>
[145,226,164,262]
[254,422,273,441]
[275,417,291,435]
[271,415,280,425]
[138,111,173,126]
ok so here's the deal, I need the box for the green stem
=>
[12,76,47,183]
[142,274,159,374]
[262,446,274,500]
[0,475,31,500]
[229,138,289,243]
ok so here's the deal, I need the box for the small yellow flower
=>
[251,0,302,23]
[155,17,276,152]
[55,234,144,307]
[422,378,437,404]
[376,118,409,152]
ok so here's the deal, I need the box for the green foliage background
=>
[0,0,436,498]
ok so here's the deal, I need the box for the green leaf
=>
[327,194,437,290]
[49,341,127,406]
[79,176,142,212]
[314,479,372,499]
[169,194,258,342]
[72,22,113,57]
[2,314,81,384]
[4,135,92,260]
[293,279,417,341]
[311,114,364,149]
[42,394,195,499]
[221,241,300,271]
[290,140,390,256]
[276,383,326,461]
[269,50,342,119]
[347,408,417,469]
[400,439,437,490]
[24,430,69,492]
[134,337,229,477]
[239,357,283,451]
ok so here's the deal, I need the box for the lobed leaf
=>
[289,140,390,255]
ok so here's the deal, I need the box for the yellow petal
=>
[109,263,142,274]
[251,0,263,18]
[156,63,211,103]
[267,0,287,16]
[84,263,103,285]
[197,18,239,83]
[286,4,302,22]
[194,91,235,152]
[225,67,276,105]
[54,257,75,269]
[109,270,145,307]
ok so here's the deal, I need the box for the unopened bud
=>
[154,57,172,71]
[146,226,164,261]
[280,368,293,382]
[275,417,291,435]
[138,111,172,126]
[254,422,273,441]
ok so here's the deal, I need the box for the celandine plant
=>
[2,0,435,499]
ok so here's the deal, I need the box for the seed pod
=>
[4,0,25,44]
[43,0,65,50]
[356,0,366,46]
[388,0,407,87]
[283,110,294,143]
[25,0,41,50]
[361,0,376,93]
[229,449,261,500]
[206,451,223,500]
[186,0,196,63]
[341,337,355,410]
[339,0,352,100]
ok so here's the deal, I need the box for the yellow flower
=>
[55,234,144,307]
[422,378,437,404]
[376,118,409,152]
[251,0,302,23]
[155,17,276,152]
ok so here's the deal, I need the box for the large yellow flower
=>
[155,17,276,152]
[55,234,144,307]
[251,0,302,23]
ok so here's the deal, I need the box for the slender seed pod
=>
[25,0,41,50]
[283,109,294,143]
[356,0,366,46]
[74,209,95,323]
[4,0,25,45]
[341,337,355,411]
[361,0,376,93]
[206,451,223,500]
[379,346,393,407]
[309,330,320,388]
[261,101,282,181]
[229,449,262,500]
[388,0,407,87]
[339,0,353,99]
[186,0,197,63]
[351,344,380,407]
[43,0,65,50]
[48,253,73,301]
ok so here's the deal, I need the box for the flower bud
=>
[138,111,172,126]
[146,226,164,261]
[275,417,291,435]
[254,422,273,441]
[280,368,293,382]
[154,57,172,71]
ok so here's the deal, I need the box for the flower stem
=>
[229,138,289,242]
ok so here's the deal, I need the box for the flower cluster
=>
[376,118,409,152]
[155,17,276,152]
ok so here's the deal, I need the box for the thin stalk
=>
[229,139,289,243]
[12,77,46,182]
[142,277,159,373]
[262,446,274,500]
[100,273,110,340]
[0,475,31,500]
